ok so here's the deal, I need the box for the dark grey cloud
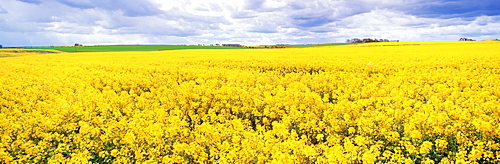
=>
[289,12,336,28]
[402,0,500,18]
[280,0,500,30]
[285,1,375,29]
[57,0,96,9]
[17,0,42,4]
[18,0,163,17]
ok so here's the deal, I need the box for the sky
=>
[0,0,499,47]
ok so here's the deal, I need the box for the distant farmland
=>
[15,43,359,52]
[23,45,244,52]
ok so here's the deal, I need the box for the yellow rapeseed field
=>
[0,41,499,163]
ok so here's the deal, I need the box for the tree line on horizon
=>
[346,38,399,43]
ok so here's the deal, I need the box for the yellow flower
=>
[422,158,435,164]
[1,41,499,163]
[410,130,423,139]
[420,141,433,155]
[316,134,325,141]
[435,139,448,151]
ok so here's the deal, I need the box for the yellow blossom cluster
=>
[1,41,500,163]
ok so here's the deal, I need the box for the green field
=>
[23,45,244,52]
[10,43,357,53]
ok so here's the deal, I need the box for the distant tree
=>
[351,38,362,43]
[379,39,389,42]
[348,38,395,43]
[0,44,2,48]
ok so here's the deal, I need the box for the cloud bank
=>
[0,0,499,46]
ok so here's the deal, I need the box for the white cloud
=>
[333,10,500,41]
[0,5,7,14]
[0,0,499,47]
